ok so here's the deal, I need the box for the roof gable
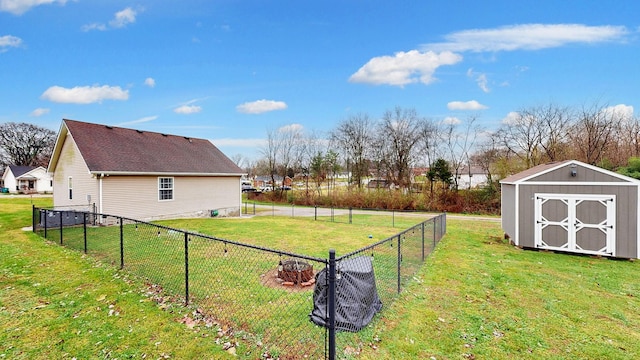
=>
[49,119,243,175]
[500,160,640,185]
[8,165,37,177]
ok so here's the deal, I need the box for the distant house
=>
[456,166,489,189]
[367,179,390,189]
[1,165,53,194]
[47,119,244,220]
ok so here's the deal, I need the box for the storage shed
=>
[500,160,640,259]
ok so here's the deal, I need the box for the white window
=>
[158,177,174,201]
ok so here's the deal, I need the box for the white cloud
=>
[279,123,304,133]
[443,117,461,125]
[349,50,462,86]
[144,77,155,88]
[117,115,158,126]
[501,111,520,125]
[0,0,67,15]
[174,105,202,114]
[467,68,491,93]
[447,100,488,111]
[30,107,49,116]
[212,138,267,147]
[476,73,489,93]
[82,6,138,32]
[0,35,22,52]
[424,24,629,53]
[40,84,129,104]
[81,23,107,32]
[236,99,288,114]
[109,7,137,28]
[601,104,634,120]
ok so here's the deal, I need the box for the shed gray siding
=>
[516,184,638,258]
[528,163,627,183]
[501,183,516,241]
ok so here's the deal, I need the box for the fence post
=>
[433,217,437,248]
[119,217,124,269]
[32,205,36,233]
[314,206,317,221]
[83,212,87,254]
[253,201,256,215]
[59,211,63,245]
[184,232,189,305]
[397,235,401,294]
[328,249,336,360]
[44,209,47,239]
[349,207,352,224]
[421,222,425,261]
[392,210,395,228]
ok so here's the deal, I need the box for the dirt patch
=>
[260,268,316,292]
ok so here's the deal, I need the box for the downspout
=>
[99,173,104,214]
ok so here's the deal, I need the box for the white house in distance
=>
[456,166,489,189]
[47,119,245,220]
[2,165,53,194]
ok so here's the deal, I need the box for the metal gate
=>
[534,193,615,256]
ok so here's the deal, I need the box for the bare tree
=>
[259,125,306,195]
[442,116,481,190]
[534,103,573,162]
[618,116,640,161]
[330,113,374,189]
[260,128,281,191]
[377,107,426,188]
[497,109,543,168]
[0,122,56,167]
[568,103,617,165]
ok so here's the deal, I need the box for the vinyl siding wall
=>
[101,175,241,220]
[30,168,53,193]
[500,184,516,241]
[52,135,99,211]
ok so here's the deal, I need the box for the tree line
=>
[241,102,640,195]
[2,101,638,193]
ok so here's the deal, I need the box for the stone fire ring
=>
[277,259,315,287]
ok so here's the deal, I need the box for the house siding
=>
[3,169,17,193]
[101,175,241,220]
[501,184,516,241]
[52,135,98,211]
[516,184,638,258]
[30,168,53,193]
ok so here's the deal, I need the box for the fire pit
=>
[278,258,314,284]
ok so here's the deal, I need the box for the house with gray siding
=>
[47,119,244,220]
[500,160,640,259]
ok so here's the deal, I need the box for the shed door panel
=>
[534,193,615,256]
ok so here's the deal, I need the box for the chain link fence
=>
[33,206,445,359]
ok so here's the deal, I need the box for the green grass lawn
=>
[3,196,640,359]
[0,197,234,359]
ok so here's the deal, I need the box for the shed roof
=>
[48,119,244,176]
[500,160,640,185]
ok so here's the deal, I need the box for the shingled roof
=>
[7,165,38,178]
[49,119,244,175]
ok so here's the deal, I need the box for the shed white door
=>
[534,193,615,256]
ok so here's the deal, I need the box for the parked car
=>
[242,184,258,192]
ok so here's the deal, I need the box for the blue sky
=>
[1,0,638,161]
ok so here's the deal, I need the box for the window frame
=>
[68,176,73,200]
[158,177,174,201]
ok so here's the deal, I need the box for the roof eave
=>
[90,171,243,177]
